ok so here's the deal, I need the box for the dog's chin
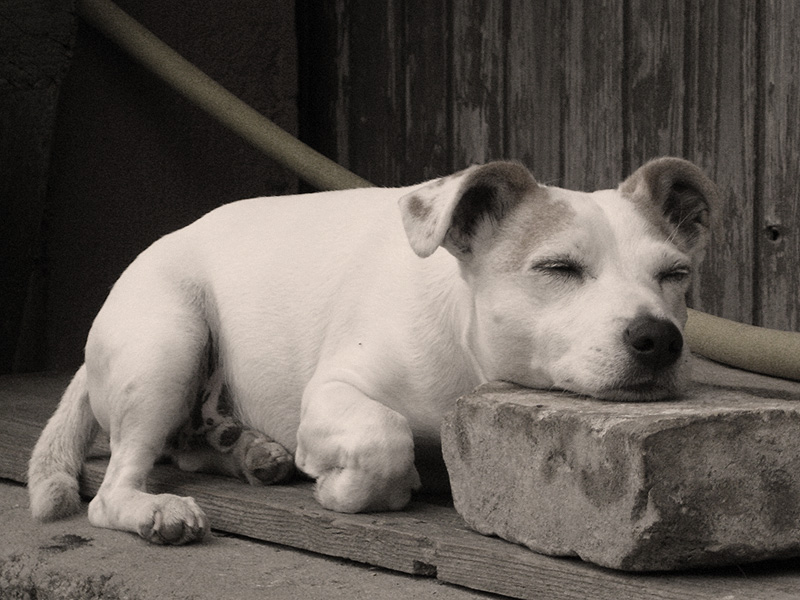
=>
[510,367,688,402]
[548,374,687,402]
[592,382,681,402]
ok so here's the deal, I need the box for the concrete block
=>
[441,367,800,571]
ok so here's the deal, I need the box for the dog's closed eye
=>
[532,257,586,281]
[656,263,691,285]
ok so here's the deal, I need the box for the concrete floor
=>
[0,481,496,600]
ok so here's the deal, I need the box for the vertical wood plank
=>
[684,0,758,324]
[403,0,450,182]
[506,0,564,185]
[625,0,686,164]
[760,0,800,331]
[562,0,624,190]
[347,0,405,186]
[296,0,345,180]
[451,0,506,169]
[334,0,351,172]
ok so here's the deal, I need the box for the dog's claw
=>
[137,495,209,545]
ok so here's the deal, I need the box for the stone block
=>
[441,363,800,571]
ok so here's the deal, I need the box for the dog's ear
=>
[399,161,537,258]
[620,157,717,255]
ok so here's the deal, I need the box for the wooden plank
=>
[334,0,351,174]
[295,0,346,185]
[759,0,800,331]
[346,0,405,186]
[450,0,505,169]
[562,0,625,190]
[624,0,686,164]
[402,0,450,182]
[505,0,564,185]
[298,0,352,176]
[684,0,758,324]
[6,371,800,599]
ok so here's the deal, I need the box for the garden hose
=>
[77,0,371,192]
[76,0,800,382]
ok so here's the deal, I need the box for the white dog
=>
[28,157,715,544]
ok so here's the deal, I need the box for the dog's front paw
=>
[298,423,421,513]
[138,494,209,545]
[297,381,421,513]
[315,462,421,513]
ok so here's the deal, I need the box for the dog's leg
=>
[169,366,294,486]
[85,315,211,544]
[296,378,421,513]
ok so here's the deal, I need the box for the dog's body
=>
[28,158,716,544]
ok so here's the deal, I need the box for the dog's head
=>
[399,158,716,401]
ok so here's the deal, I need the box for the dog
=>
[28,157,716,544]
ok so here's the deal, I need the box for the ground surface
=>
[0,481,494,600]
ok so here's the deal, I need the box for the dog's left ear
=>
[399,161,536,258]
[620,157,718,255]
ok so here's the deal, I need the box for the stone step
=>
[441,358,800,571]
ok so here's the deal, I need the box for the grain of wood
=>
[684,0,758,324]
[625,0,685,164]
[346,0,405,186]
[451,0,505,168]
[562,0,624,190]
[505,0,563,185]
[402,0,449,181]
[759,0,800,331]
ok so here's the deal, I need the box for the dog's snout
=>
[624,316,683,370]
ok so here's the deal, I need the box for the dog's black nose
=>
[624,315,683,370]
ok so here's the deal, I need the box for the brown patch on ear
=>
[447,161,537,255]
[398,161,537,259]
[620,157,717,254]
[404,193,432,221]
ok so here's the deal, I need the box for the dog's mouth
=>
[594,378,683,402]
[544,378,682,402]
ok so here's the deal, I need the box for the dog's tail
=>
[28,364,99,520]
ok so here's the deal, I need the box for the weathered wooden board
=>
[346,0,405,187]
[451,0,506,168]
[402,0,450,180]
[760,0,800,332]
[625,0,686,166]
[505,0,563,186]
[685,0,759,324]
[4,371,800,599]
[561,0,624,191]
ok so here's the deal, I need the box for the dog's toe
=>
[315,463,421,513]
[139,495,209,545]
[241,438,295,486]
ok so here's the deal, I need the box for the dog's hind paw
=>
[236,433,295,486]
[137,494,209,545]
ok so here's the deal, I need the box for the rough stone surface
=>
[441,360,800,571]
